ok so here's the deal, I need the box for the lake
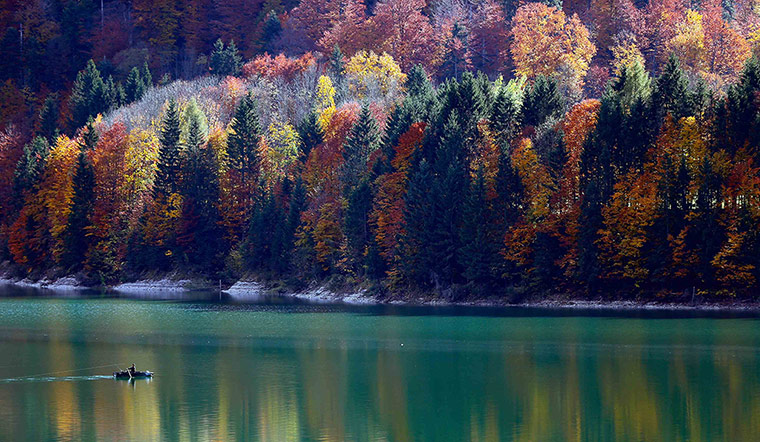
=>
[1,288,759,441]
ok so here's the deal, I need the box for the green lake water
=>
[1,288,759,441]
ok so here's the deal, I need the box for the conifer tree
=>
[652,55,691,123]
[342,105,380,189]
[68,60,107,132]
[296,112,323,159]
[522,75,563,127]
[210,39,242,77]
[459,169,497,291]
[178,104,222,269]
[125,67,146,104]
[13,136,50,202]
[227,93,262,181]
[262,10,282,53]
[155,99,183,196]
[38,94,59,143]
[141,62,153,88]
[344,179,373,272]
[62,122,98,269]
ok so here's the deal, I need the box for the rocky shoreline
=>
[2,274,760,312]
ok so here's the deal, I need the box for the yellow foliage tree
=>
[316,75,336,133]
[510,3,596,88]
[344,50,406,98]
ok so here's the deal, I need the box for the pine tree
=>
[653,55,692,123]
[103,75,123,110]
[178,104,222,269]
[262,10,282,53]
[344,179,373,272]
[38,94,59,143]
[296,112,323,159]
[342,105,380,189]
[155,99,183,196]
[459,169,497,291]
[329,45,346,96]
[210,39,242,77]
[522,75,563,127]
[13,136,50,202]
[68,60,107,132]
[141,61,153,88]
[405,65,433,99]
[400,159,435,285]
[125,67,146,104]
[227,92,262,181]
[62,122,98,269]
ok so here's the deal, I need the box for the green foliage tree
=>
[210,39,242,77]
[62,122,98,269]
[155,99,183,196]
[68,60,107,132]
[227,92,262,180]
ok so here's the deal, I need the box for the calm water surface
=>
[1,287,759,441]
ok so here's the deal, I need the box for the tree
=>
[510,3,595,90]
[13,136,50,203]
[262,10,283,53]
[318,0,369,56]
[297,112,324,159]
[178,102,222,269]
[342,105,380,189]
[344,50,406,98]
[37,94,59,143]
[369,0,436,71]
[227,92,263,181]
[210,39,242,77]
[155,99,183,196]
[68,60,107,132]
[124,67,146,104]
[62,124,97,269]
[468,0,509,77]
[522,76,564,128]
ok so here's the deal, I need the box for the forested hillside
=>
[2,0,760,299]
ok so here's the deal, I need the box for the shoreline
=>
[2,275,760,312]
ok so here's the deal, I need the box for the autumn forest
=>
[2,0,760,301]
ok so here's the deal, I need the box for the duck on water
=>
[113,363,153,379]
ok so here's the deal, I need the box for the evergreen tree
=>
[400,159,435,285]
[262,10,282,53]
[68,60,107,131]
[155,99,183,196]
[38,94,59,143]
[246,193,286,272]
[344,179,373,272]
[491,84,522,147]
[405,65,433,99]
[103,75,123,110]
[652,55,692,123]
[296,112,323,159]
[142,62,153,88]
[210,39,242,77]
[719,57,760,157]
[329,46,346,88]
[124,67,146,103]
[62,122,97,269]
[13,136,51,201]
[178,104,222,269]
[522,75,563,127]
[342,105,380,189]
[459,169,497,291]
[227,92,262,181]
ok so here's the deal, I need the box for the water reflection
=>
[0,298,759,441]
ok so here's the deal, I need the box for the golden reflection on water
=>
[2,310,760,441]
